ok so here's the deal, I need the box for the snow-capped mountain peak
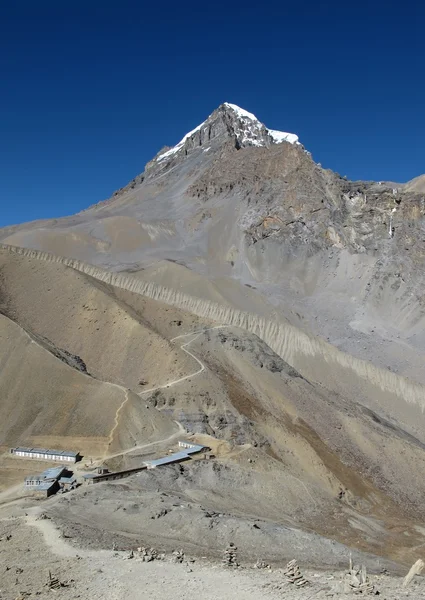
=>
[155,102,299,164]
[222,102,258,121]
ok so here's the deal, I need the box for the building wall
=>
[178,441,196,449]
[84,465,147,484]
[12,450,76,462]
[25,481,59,497]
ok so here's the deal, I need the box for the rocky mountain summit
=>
[102,102,301,196]
[150,102,300,167]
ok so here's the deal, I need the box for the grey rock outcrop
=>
[144,102,299,180]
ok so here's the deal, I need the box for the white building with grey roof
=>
[10,447,80,463]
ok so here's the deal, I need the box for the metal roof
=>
[144,443,206,468]
[13,447,78,458]
[185,444,206,455]
[25,467,65,482]
[59,476,76,484]
[144,451,192,468]
[41,466,66,480]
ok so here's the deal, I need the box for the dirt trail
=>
[100,421,186,461]
[25,507,102,559]
[1,512,420,600]
[91,327,227,464]
[137,325,229,397]
[0,483,27,506]
[107,390,130,447]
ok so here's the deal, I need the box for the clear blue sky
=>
[1,1,424,227]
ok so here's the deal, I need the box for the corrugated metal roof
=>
[144,451,192,468]
[13,447,78,458]
[25,467,65,482]
[41,466,66,479]
[59,476,76,484]
[185,444,205,455]
[144,443,206,468]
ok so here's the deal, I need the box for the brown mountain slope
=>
[2,247,425,564]
[405,173,425,193]
[42,323,425,566]
[0,312,177,489]
[0,249,204,391]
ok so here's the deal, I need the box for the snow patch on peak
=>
[155,103,300,163]
[223,103,258,121]
[268,129,299,145]
[224,103,299,146]
[156,123,203,162]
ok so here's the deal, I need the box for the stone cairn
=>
[283,559,309,587]
[137,546,162,562]
[172,549,185,563]
[223,543,238,568]
[254,559,270,570]
[46,571,72,590]
[343,560,375,595]
[47,572,61,591]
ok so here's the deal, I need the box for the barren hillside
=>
[2,103,425,571]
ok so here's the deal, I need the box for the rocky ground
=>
[1,513,424,600]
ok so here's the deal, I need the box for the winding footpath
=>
[137,325,230,397]
[102,422,186,461]
[102,326,229,462]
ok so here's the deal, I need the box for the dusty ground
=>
[1,512,424,600]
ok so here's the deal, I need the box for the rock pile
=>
[283,559,309,587]
[254,559,270,570]
[47,572,61,591]
[223,543,238,567]
[46,571,72,590]
[172,549,185,563]
[343,563,375,594]
[137,546,163,562]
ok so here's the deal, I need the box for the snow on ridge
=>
[223,102,258,121]
[156,122,204,162]
[225,103,299,145]
[268,129,299,145]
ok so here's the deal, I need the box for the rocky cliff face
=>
[151,103,298,161]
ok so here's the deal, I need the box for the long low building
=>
[82,441,211,484]
[10,447,80,463]
[144,442,208,469]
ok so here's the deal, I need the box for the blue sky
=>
[0,1,424,227]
